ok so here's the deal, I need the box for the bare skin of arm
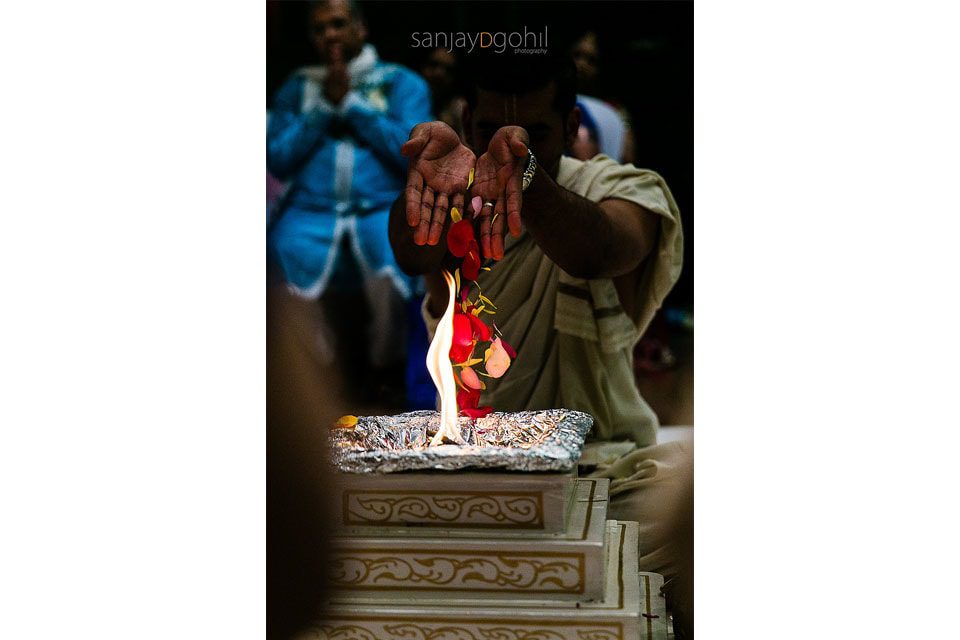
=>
[472,127,660,318]
[520,164,659,318]
[387,196,450,317]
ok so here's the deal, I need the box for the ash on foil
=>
[330,409,594,474]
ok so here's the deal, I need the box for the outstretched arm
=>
[521,166,659,280]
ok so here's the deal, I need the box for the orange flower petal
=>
[334,415,358,429]
[460,366,483,390]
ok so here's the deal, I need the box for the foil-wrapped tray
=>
[330,409,594,474]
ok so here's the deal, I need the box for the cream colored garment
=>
[423,154,683,447]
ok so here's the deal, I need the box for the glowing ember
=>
[426,270,464,445]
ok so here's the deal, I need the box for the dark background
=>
[267,0,693,307]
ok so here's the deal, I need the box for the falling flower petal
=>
[461,406,493,419]
[334,415,358,429]
[500,338,517,359]
[462,240,481,281]
[450,206,462,223]
[449,313,475,363]
[459,366,482,390]
[447,219,475,258]
[449,341,474,364]
[452,312,473,347]
[457,387,480,411]
[471,195,483,215]
[468,168,475,189]
[484,337,512,378]
[467,312,491,341]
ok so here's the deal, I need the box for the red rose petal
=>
[449,340,474,364]
[462,241,481,281]
[461,406,493,419]
[500,338,517,359]
[467,313,491,341]
[447,220,475,258]
[452,312,473,347]
[457,387,480,410]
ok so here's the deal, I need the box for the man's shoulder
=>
[557,154,632,188]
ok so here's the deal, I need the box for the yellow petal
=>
[334,415,358,429]
[467,168,475,189]
[450,206,462,223]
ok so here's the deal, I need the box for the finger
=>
[400,122,433,157]
[415,186,435,245]
[473,155,497,202]
[478,201,492,259]
[492,197,507,260]
[509,136,529,157]
[507,206,522,238]
[428,192,449,246]
[505,166,524,237]
[451,192,465,221]
[404,170,424,227]
[400,134,427,158]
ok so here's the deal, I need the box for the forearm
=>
[423,272,449,318]
[388,196,447,276]
[388,197,451,317]
[521,167,655,279]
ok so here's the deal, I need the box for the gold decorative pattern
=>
[343,490,544,528]
[306,621,622,640]
[329,550,585,593]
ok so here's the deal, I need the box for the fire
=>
[426,270,465,446]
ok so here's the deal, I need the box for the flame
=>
[426,270,465,446]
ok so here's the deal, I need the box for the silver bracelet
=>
[521,149,537,192]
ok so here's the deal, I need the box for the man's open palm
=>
[472,126,529,260]
[400,122,476,246]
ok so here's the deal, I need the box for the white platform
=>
[311,521,670,640]
[328,479,610,601]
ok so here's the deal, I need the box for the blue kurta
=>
[267,45,431,299]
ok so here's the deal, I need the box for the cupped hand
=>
[400,121,477,246]
[471,126,529,260]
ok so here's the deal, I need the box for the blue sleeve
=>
[266,75,335,181]
[342,69,433,172]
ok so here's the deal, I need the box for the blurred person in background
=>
[267,0,432,407]
[569,31,637,164]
